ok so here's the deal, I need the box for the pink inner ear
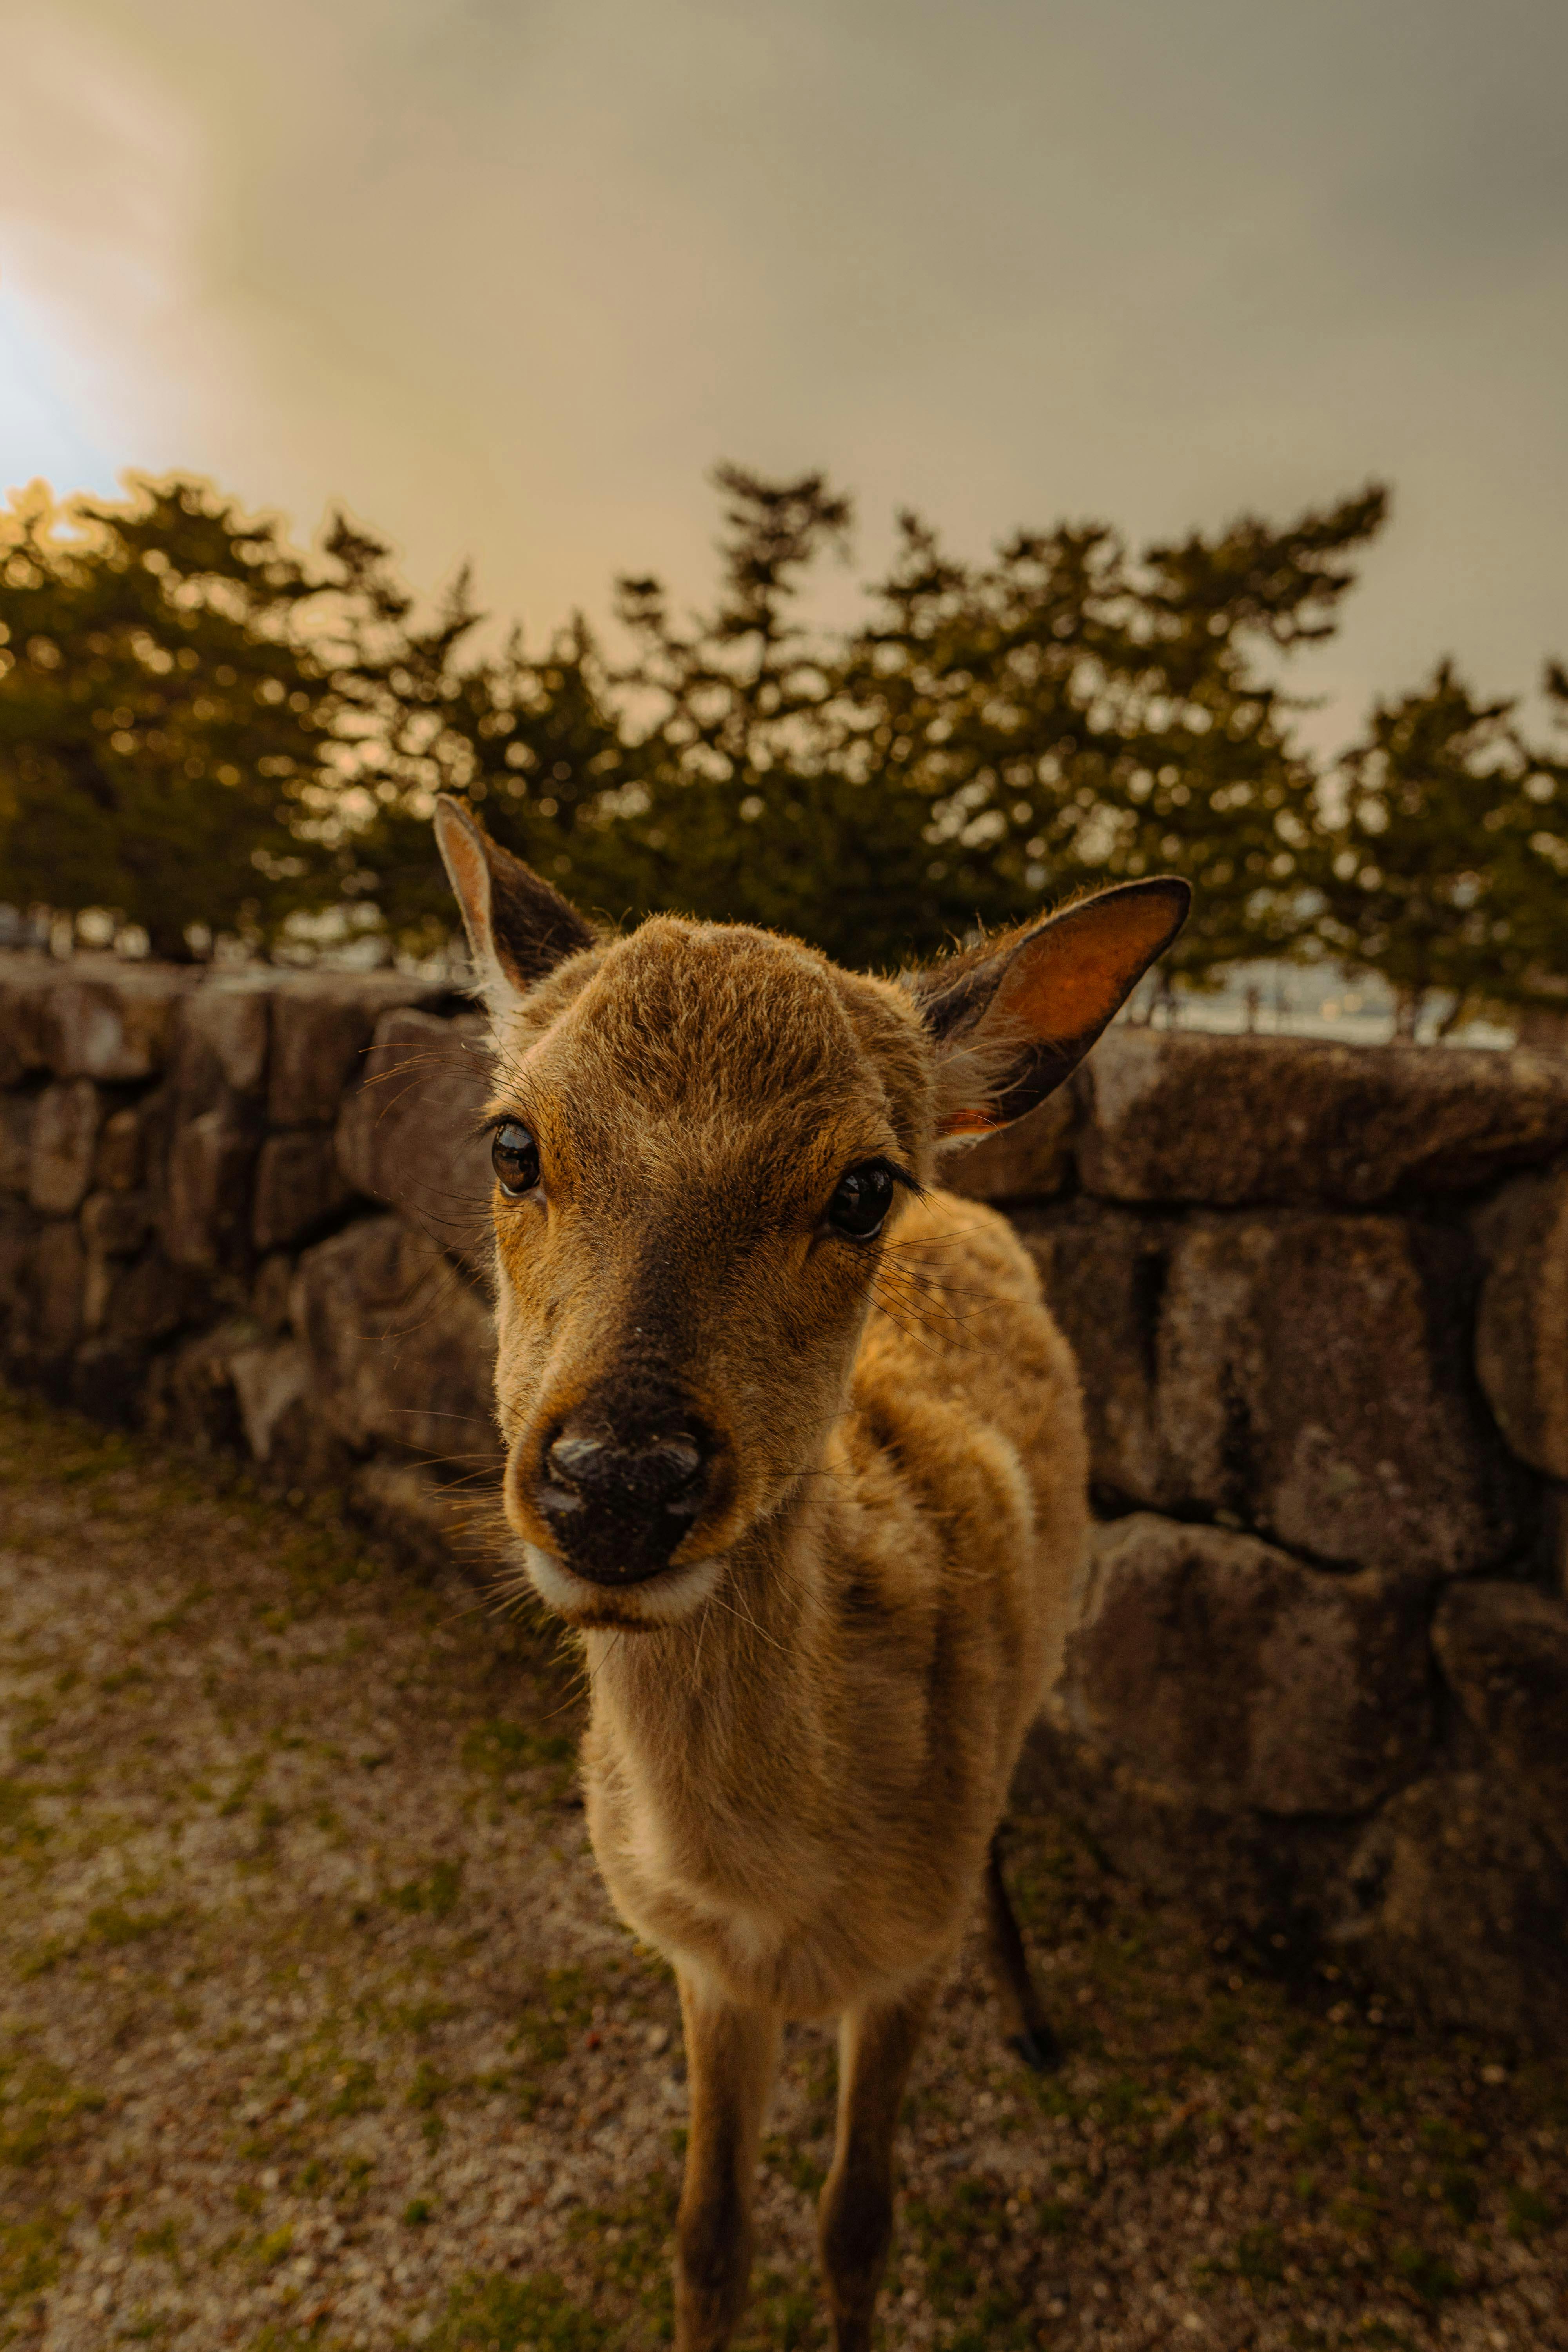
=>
[933,881,1187,1141]
[996,890,1183,1041]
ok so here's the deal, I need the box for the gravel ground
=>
[1,1384,1564,2352]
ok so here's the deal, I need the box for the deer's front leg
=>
[818,1965,941,2352]
[673,1967,779,2352]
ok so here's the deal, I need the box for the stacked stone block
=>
[0,952,499,1527]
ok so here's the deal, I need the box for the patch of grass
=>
[407,2060,452,2112]
[0,2054,106,2167]
[391,1996,459,2037]
[1506,2185,1554,2240]
[56,1434,134,1485]
[145,1585,215,1635]
[906,2175,1035,2339]
[509,1966,595,2073]
[567,2173,679,2337]
[218,1753,267,1818]
[762,2131,827,2199]
[737,2269,824,2350]
[278,1519,374,1599]
[407,2058,456,2150]
[1416,2115,1480,2164]
[1180,1996,1253,2077]
[461,1719,575,1783]
[1438,2167,1479,2223]
[386,1858,463,1919]
[1390,2242,1458,2304]
[420,2271,610,2351]
[133,2218,182,2269]
[0,2211,66,2311]
[325,2059,381,2118]
[84,1899,182,1949]
[1234,2222,1285,2284]
[249,2223,295,2274]
[0,1778,46,1856]
[293,2153,375,2208]
[98,1664,152,1694]
[1090,2073,1149,2129]
[1330,2185,1383,2239]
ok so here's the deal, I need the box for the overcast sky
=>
[2,0,1564,748]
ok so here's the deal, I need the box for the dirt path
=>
[0,1387,1564,2351]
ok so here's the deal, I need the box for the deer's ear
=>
[433,796,595,1009]
[907,878,1190,1140]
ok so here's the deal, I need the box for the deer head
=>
[434,797,1187,1633]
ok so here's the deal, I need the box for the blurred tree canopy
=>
[0,481,357,960]
[2,466,1564,1025]
[0,480,659,961]
[1315,660,1568,1035]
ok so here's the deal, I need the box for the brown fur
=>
[432,797,1186,2350]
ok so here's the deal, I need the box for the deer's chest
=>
[581,1712,971,2016]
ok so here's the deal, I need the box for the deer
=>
[433,795,1188,2352]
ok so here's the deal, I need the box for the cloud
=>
[1,0,1563,744]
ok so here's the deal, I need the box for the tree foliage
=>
[1315,660,1568,1035]
[0,481,380,958]
[825,486,1388,977]
[572,465,1390,976]
[3,464,1564,1029]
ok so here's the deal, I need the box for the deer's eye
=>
[827,1162,895,1240]
[492,1121,541,1198]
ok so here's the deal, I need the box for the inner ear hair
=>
[931,1007,1063,1138]
[909,875,1191,1139]
[434,795,595,1001]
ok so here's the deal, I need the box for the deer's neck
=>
[583,1476,839,1804]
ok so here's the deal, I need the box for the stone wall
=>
[0,953,500,1559]
[2,953,1566,2043]
[954,1033,1568,2045]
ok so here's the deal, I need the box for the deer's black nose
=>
[535,1410,715,1584]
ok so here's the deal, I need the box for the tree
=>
[301,515,663,955]
[1315,660,1568,1036]
[0,477,363,959]
[829,486,1390,983]
[345,592,668,954]
[20,458,1562,1036]
[591,469,1392,978]
[605,464,933,960]
[0,480,657,964]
